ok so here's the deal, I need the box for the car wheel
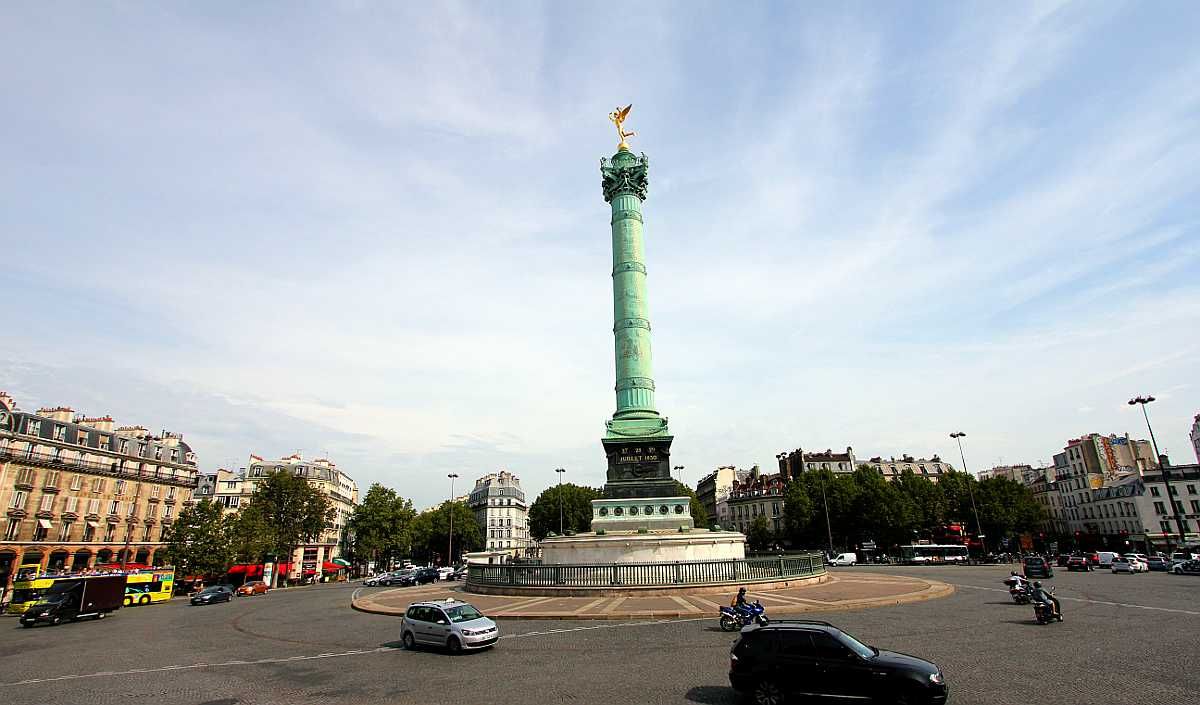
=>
[402,631,416,650]
[447,635,464,655]
[140,595,151,605]
[96,612,105,619]
[752,679,784,705]
[51,616,61,625]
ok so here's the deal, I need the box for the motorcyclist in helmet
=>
[1030,580,1061,618]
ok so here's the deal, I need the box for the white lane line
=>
[4,615,725,688]
[1,648,391,687]
[952,583,1200,616]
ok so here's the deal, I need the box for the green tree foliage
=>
[782,475,816,545]
[345,484,416,568]
[976,477,1045,547]
[244,470,335,586]
[228,508,273,564]
[668,479,709,528]
[407,501,481,565]
[747,515,773,551]
[163,499,235,578]
[527,483,602,539]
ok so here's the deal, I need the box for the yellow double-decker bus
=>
[122,569,174,606]
[6,566,175,614]
[6,563,55,615]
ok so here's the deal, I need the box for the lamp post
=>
[1129,395,1186,553]
[784,451,835,558]
[673,465,685,485]
[446,473,458,567]
[555,467,566,535]
[950,432,985,555]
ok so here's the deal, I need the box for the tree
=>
[245,470,335,587]
[408,501,481,565]
[850,465,914,550]
[345,484,416,570]
[782,479,815,546]
[668,479,709,528]
[976,477,1045,549]
[747,515,773,551]
[163,499,235,578]
[228,508,273,564]
[527,483,602,539]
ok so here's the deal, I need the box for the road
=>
[1,565,1197,704]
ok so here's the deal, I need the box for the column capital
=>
[601,151,649,202]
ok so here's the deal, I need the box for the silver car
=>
[400,599,498,653]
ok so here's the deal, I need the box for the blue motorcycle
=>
[719,600,768,631]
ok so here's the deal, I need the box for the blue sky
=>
[2,2,1198,508]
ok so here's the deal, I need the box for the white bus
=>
[899,544,969,565]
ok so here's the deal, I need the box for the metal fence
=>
[466,553,825,589]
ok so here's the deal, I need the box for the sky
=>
[2,1,1198,509]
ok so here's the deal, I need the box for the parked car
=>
[729,620,947,705]
[1055,554,1071,567]
[400,598,499,653]
[190,585,234,605]
[1023,555,1054,579]
[413,567,440,584]
[1146,555,1171,571]
[377,571,413,587]
[1067,555,1093,572]
[1096,551,1120,567]
[237,581,269,596]
[1171,559,1200,576]
[828,552,858,567]
[1111,556,1144,574]
[1170,552,1198,564]
[1086,552,1100,566]
[451,566,469,581]
[437,567,455,581]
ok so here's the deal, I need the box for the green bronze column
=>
[599,120,676,501]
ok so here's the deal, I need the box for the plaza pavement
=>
[351,570,953,619]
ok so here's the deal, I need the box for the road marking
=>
[571,597,609,614]
[952,583,1200,616]
[688,595,723,611]
[601,597,627,613]
[669,595,702,613]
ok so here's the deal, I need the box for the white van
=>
[829,552,858,566]
[1096,551,1120,567]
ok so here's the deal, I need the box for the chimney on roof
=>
[78,415,115,433]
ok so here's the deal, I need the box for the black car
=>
[1022,556,1053,579]
[412,567,440,584]
[730,620,947,705]
[190,585,234,605]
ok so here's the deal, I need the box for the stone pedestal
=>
[601,436,676,499]
[590,497,693,533]
[540,530,746,565]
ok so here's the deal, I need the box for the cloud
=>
[3,2,1199,506]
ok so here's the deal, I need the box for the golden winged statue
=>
[609,104,635,149]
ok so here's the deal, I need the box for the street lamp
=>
[1129,395,1186,553]
[673,465,685,485]
[783,451,835,558]
[950,432,985,554]
[446,473,458,567]
[555,467,566,535]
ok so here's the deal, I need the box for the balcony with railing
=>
[0,445,198,488]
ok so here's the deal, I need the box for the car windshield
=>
[36,593,70,605]
[445,605,484,623]
[200,587,224,594]
[837,631,876,659]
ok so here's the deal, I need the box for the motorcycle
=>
[1033,587,1063,625]
[1003,576,1032,604]
[719,600,768,632]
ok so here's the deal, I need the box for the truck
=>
[18,574,127,627]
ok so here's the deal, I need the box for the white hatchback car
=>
[1111,556,1146,574]
[400,599,498,653]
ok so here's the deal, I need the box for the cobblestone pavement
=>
[0,565,1196,705]
[353,571,952,619]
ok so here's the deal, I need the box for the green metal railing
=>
[466,553,825,589]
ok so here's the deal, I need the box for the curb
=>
[350,577,955,621]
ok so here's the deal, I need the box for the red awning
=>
[321,561,346,572]
[227,564,247,574]
[302,568,316,575]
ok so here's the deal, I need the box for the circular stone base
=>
[465,572,827,597]
[539,530,746,565]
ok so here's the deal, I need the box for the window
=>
[104,524,116,542]
[54,425,66,441]
[91,477,105,494]
[1169,486,1179,495]
[70,474,82,490]
[83,523,96,541]
[108,500,120,515]
[163,505,173,518]
[1189,484,1197,495]
[154,447,162,460]
[65,496,78,514]
[115,479,126,496]
[167,487,177,500]
[119,438,129,454]
[1192,500,1200,513]
[150,485,160,499]
[39,494,54,512]
[5,519,19,540]
[143,525,154,542]
[59,522,73,542]
[45,470,60,488]
[86,498,100,515]
[97,435,109,450]
[1160,521,1171,533]
[76,429,87,444]
[1175,501,1185,513]
[26,420,41,436]
[1150,486,1161,497]
[9,490,28,510]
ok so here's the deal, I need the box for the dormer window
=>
[54,425,66,441]
[26,420,41,436]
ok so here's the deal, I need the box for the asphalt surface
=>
[0,565,1197,704]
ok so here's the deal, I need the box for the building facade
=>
[467,470,530,558]
[202,453,358,581]
[695,465,750,529]
[1191,414,1200,464]
[0,393,199,594]
[1082,463,1200,552]
[863,455,956,483]
[727,466,784,537]
[777,447,857,481]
